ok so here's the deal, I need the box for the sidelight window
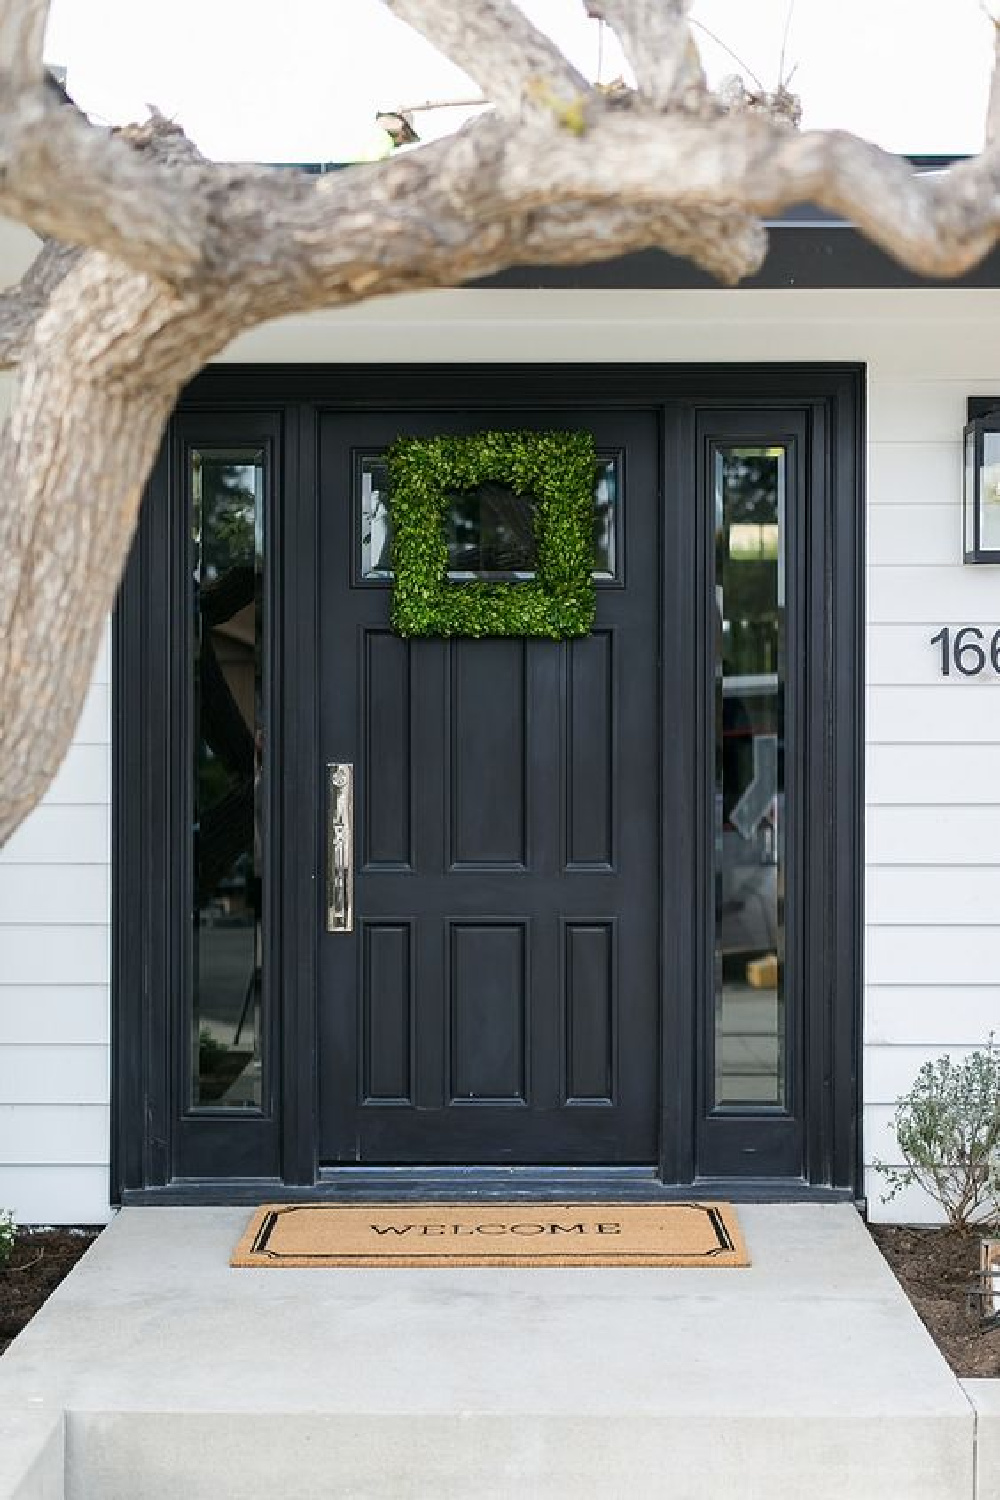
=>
[190,447,265,1109]
[712,446,786,1109]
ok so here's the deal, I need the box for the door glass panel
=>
[360,456,391,579]
[713,447,785,1108]
[358,451,618,580]
[593,456,617,579]
[445,482,537,579]
[191,447,265,1109]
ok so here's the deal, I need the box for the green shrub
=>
[876,1043,1000,1231]
[0,1208,15,1267]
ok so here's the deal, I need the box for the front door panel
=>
[318,409,661,1165]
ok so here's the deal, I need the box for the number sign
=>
[930,626,1000,677]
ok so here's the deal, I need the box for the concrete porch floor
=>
[0,1203,994,1499]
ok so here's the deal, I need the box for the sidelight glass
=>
[359,451,619,580]
[713,447,786,1108]
[191,448,265,1109]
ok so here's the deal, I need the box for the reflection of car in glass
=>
[717,672,783,1104]
[720,671,780,961]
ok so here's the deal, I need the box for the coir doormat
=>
[231,1202,749,1268]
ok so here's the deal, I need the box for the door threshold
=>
[121,1170,856,1206]
[315,1167,855,1204]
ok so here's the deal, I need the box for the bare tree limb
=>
[0,84,214,280]
[585,0,708,110]
[0,0,49,82]
[985,11,1000,147]
[383,0,588,116]
[0,237,79,366]
[8,4,1000,840]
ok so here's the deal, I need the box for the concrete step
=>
[0,1204,981,1499]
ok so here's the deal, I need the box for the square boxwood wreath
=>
[388,429,598,639]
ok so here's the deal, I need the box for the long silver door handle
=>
[326,762,354,933]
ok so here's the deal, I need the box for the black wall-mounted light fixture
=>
[964,406,1000,563]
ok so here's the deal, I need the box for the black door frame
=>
[113,362,864,1205]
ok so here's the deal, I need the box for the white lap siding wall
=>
[3,278,1000,1221]
[0,371,111,1222]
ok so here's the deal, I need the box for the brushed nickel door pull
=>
[326,763,354,933]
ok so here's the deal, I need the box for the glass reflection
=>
[714,447,785,1108]
[445,482,537,578]
[359,452,619,579]
[361,457,391,578]
[191,448,264,1109]
[594,457,616,578]
[982,432,1000,552]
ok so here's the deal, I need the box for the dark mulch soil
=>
[870,1223,1000,1377]
[0,1228,101,1355]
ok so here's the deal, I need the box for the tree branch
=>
[0,237,80,367]
[0,83,214,281]
[8,0,1000,847]
[585,0,708,110]
[383,0,588,116]
[986,11,1000,147]
[0,0,49,82]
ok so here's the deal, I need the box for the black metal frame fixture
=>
[964,406,1000,563]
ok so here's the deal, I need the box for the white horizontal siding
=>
[1,805,109,865]
[868,505,958,565]
[867,927,1000,986]
[868,442,960,505]
[0,867,110,926]
[867,807,1000,865]
[43,745,110,806]
[865,1044,980,1105]
[867,746,1000,805]
[0,1105,109,1165]
[0,1046,108,1105]
[863,325,1000,1224]
[0,1166,111,1225]
[0,601,111,1219]
[867,686,1000,742]
[862,1168,943,1227]
[866,986,1000,1045]
[3,926,109,986]
[867,380,968,442]
[867,866,1000,923]
[70,683,110,744]
[0,987,109,1045]
[868,565,1000,621]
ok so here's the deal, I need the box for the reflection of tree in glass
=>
[718,452,781,672]
[201,465,257,583]
[362,464,391,575]
[194,462,260,909]
[446,482,538,573]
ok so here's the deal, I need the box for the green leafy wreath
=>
[388,429,598,639]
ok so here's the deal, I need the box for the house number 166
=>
[930,626,1000,677]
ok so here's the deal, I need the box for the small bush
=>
[876,1043,1000,1231]
[0,1209,15,1267]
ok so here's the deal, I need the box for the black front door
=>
[115,362,863,1202]
[318,408,662,1165]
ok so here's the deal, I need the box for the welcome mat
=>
[231,1202,749,1268]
